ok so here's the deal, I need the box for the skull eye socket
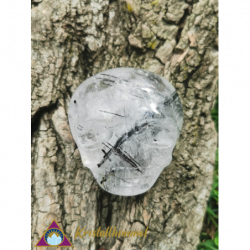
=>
[77,121,113,149]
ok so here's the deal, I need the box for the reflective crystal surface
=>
[68,68,183,196]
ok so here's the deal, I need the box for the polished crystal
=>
[68,68,183,196]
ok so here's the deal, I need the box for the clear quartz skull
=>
[68,68,183,196]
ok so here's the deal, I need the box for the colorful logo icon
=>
[35,220,73,247]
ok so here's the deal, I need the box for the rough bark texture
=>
[31,0,218,249]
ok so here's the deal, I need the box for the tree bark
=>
[31,0,218,249]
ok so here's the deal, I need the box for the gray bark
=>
[31,0,218,249]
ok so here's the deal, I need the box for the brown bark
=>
[31,0,218,249]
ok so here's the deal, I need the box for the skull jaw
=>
[81,150,173,196]
[94,163,171,196]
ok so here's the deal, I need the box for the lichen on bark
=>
[31,0,218,249]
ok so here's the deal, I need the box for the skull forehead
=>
[68,68,183,196]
